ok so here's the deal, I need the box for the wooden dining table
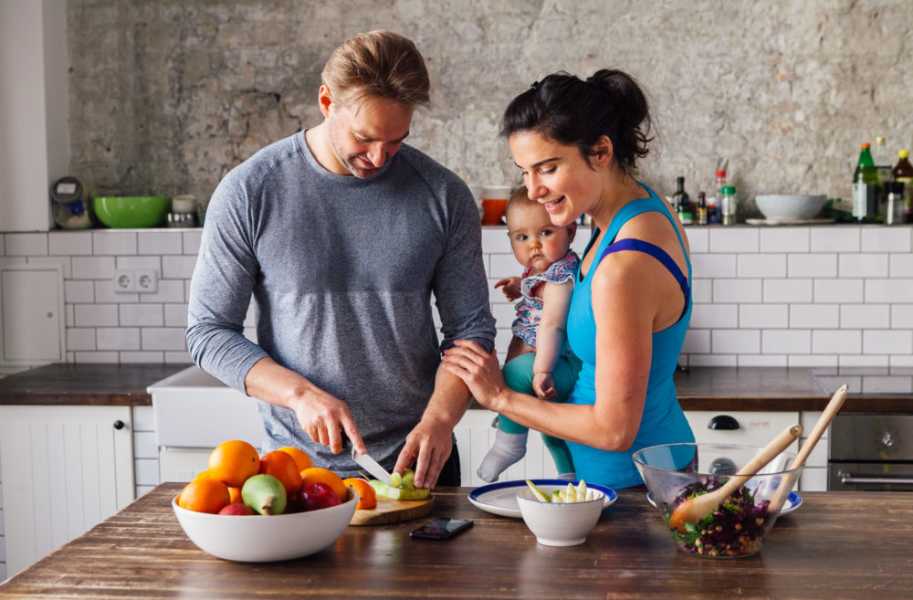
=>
[1,483,911,599]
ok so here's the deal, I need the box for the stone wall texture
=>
[67,0,913,212]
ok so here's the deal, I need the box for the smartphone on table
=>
[409,517,473,540]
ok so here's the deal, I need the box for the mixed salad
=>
[664,479,771,558]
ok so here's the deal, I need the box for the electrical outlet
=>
[113,270,136,293]
[136,269,159,293]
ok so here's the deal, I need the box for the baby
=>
[477,186,581,483]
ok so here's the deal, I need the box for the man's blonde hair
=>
[322,31,430,107]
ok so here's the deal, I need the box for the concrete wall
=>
[66,0,913,212]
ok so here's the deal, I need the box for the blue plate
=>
[468,479,618,518]
[645,490,803,515]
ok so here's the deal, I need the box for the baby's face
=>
[506,203,575,273]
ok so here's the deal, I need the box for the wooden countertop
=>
[0,363,189,406]
[2,364,913,412]
[1,483,911,599]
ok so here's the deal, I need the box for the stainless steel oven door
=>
[828,462,913,491]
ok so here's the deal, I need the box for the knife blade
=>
[351,449,392,484]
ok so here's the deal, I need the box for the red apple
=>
[302,482,341,511]
[218,502,254,516]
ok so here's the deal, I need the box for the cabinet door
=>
[0,266,64,364]
[0,406,134,575]
[685,411,801,452]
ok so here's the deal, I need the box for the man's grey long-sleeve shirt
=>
[187,130,496,474]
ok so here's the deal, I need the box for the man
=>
[187,31,495,489]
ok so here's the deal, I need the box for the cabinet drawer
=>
[685,411,801,452]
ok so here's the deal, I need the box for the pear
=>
[241,474,287,515]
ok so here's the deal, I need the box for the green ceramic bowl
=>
[93,196,170,228]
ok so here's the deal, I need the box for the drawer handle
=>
[708,415,740,430]
[113,420,126,430]
[840,474,913,485]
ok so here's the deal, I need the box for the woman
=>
[442,69,695,489]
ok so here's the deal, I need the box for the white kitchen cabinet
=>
[0,265,64,365]
[0,405,134,576]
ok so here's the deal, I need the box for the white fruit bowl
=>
[516,489,606,547]
[755,194,827,221]
[172,494,356,562]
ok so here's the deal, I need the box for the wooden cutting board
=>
[349,496,434,526]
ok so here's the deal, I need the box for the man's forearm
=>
[421,363,472,429]
[244,356,314,410]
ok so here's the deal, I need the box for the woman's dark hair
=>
[501,69,653,175]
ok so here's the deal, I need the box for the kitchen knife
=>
[351,449,392,484]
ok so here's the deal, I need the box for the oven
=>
[828,414,913,491]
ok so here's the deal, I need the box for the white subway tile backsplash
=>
[120,351,165,363]
[74,351,119,363]
[66,328,95,351]
[141,328,187,351]
[92,231,137,255]
[4,233,48,256]
[710,228,758,252]
[116,256,161,271]
[64,280,94,303]
[762,330,811,354]
[738,354,787,367]
[489,254,517,278]
[691,304,737,328]
[691,278,712,303]
[841,305,889,329]
[812,330,861,354]
[683,329,711,353]
[75,304,118,327]
[790,304,839,328]
[133,406,155,431]
[692,254,736,278]
[140,280,184,303]
[861,376,913,394]
[183,231,202,255]
[890,254,913,277]
[788,354,838,367]
[120,304,163,327]
[72,256,115,279]
[27,256,72,278]
[495,328,513,353]
[740,304,788,328]
[863,330,913,354]
[491,303,515,327]
[481,228,512,253]
[891,355,913,367]
[138,232,182,255]
[738,254,786,278]
[49,232,92,255]
[714,279,762,302]
[95,280,138,303]
[164,304,187,327]
[866,279,913,303]
[712,329,760,353]
[861,227,911,252]
[685,228,708,252]
[839,253,887,277]
[892,305,913,328]
[66,305,74,326]
[811,227,859,252]
[162,255,197,279]
[165,351,192,363]
[787,254,837,278]
[689,354,737,367]
[839,355,888,367]
[97,328,141,351]
[815,279,864,303]
[763,279,812,303]
[759,228,810,252]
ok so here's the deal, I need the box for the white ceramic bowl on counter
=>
[755,194,827,221]
[516,488,606,547]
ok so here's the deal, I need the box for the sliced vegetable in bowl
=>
[525,480,603,503]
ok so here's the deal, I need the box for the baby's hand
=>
[532,372,556,400]
[495,277,522,301]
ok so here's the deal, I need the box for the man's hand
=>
[495,277,522,301]
[287,387,367,456]
[393,416,454,489]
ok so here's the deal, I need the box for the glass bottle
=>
[852,143,878,221]
[697,191,708,225]
[892,149,913,223]
[671,176,690,215]
[710,168,727,224]
[720,185,737,225]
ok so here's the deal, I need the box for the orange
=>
[343,478,377,510]
[259,450,304,494]
[178,478,230,514]
[228,486,242,504]
[192,469,215,482]
[300,467,348,502]
[278,446,313,471]
[208,440,260,488]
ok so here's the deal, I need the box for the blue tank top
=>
[565,183,695,489]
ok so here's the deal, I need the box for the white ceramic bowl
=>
[516,489,605,547]
[755,194,827,221]
[172,495,356,562]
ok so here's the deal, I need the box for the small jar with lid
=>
[720,185,737,225]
